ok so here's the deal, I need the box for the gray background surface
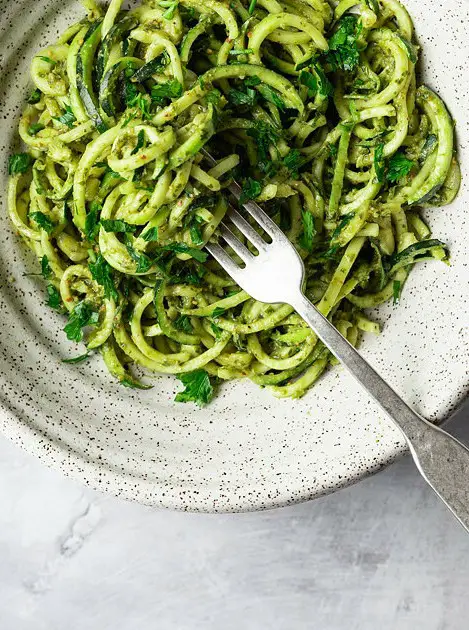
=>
[1,402,469,630]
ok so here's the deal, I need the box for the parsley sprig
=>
[89,254,119,301]
[8,153,33,175]
[326,15,363,72]
[64,301,99,342]
[175,369,215,406]
[387,152,414,182]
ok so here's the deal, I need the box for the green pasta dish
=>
[8,0,460,405]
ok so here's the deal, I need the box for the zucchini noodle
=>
[7,0,460,402]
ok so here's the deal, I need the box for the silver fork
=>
[204,160,469,532]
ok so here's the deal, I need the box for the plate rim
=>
[1,395,467,512]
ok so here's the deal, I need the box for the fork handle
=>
[291,292,469,532]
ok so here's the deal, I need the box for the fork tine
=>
[201,147,288,242]
[204,241,243,276]
[226,208,268,252]
[219,223,253,263]
[228,181,283,238]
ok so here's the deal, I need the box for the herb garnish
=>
[89,254,119,300]
[240,177,262,204]
[41,255,52,279]
[387,152,414,183]
[53,105,76,128]
[175,369,215,405]
[174,314,193,333]
[28,123,45,135]
[27,88,42,104]
[299,211,316,251]
[64,301,99,342]
[151,79,183,103]
[63,353,92,364]
[46,284,62,310]
[29,211,55,234]
[326,15,363,72]
[159,0,178,19]
[211,306,226,318]
[100,219,137,233]
[142,227,159,242]
[8,153,33,175]
[85,201,101,241]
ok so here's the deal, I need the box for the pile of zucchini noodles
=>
[8,0,460,402]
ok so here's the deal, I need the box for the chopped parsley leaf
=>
[127,92,151,120]
[299,69,318,96]
[240,177,262,204]
[228,87,257,107]
[8,153,33,175]
[257,84,285,110]
[100,219,137,233]
[191,194,218,210]
[175,369,214,406]
[28,123,45,135]
[159,0,178,19]
[142,227,159,242]
[322,244,340,259]
[211,322,222,339]
[211,306,226,318]
[131,129,145,155]
[387,152,414,183]
[62,353,91,364]
[299,61,333,98]
[41,255,51,279]
[124,80,139,106]
[298,211,316,251]
[53,105,76,128]
[206,89,222,106]
[326,15,363,72]
[27,88,42,104]
[85,201,101,241]
[46,284,62,310]
[174,314,193,333]
[89,254,118,301]
[151,79,183,103]
[246,120,280,163]
[331,212,355,241]
[124,234,153,273]
[244,76,261,87]
[121,377,153,389]
[160,242,208,263]
[190,222,204,246]
[63,301,99,342]
[29,211,55,234]
[37,55,56,65]
[170,262,206,286]
[282,149,306,176]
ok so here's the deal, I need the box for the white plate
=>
[0,0,468,512]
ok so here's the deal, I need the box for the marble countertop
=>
[2,402,469,630]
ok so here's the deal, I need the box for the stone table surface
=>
[1,402,469,630]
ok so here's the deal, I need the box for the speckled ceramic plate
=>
[0,0,468,512]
